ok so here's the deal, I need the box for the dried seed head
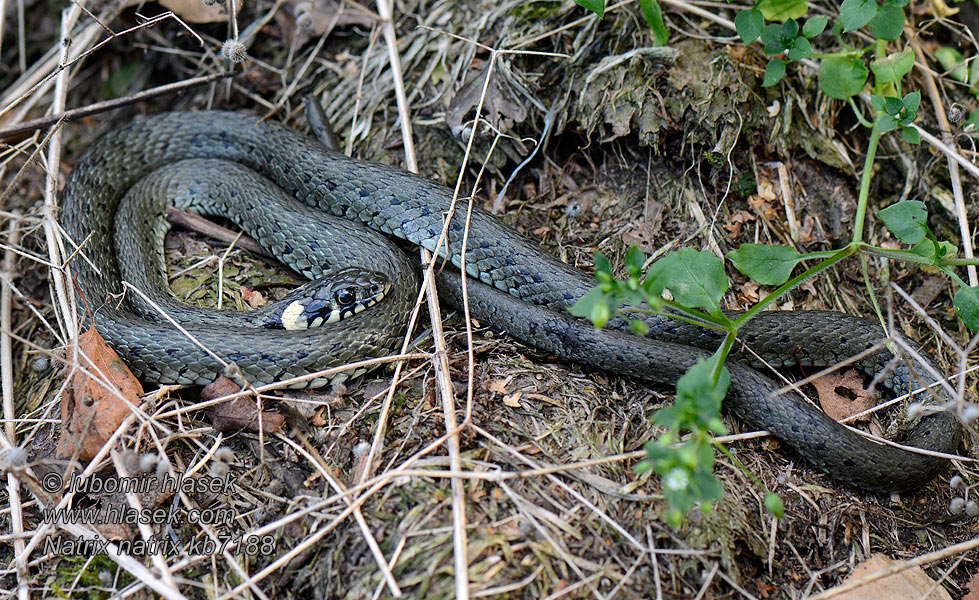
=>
[906,401,925,420]
[221,39,247,64]
[122,451,142,473]
[951,475,965,490]
[353,441,371,457]
[961,404,979,425]
[967,500,979,517]
[214,447,236,464]
[949,104,965,125]
[155,457,171,480]
[950,497,966,515]
[0,446,27,469]
[295,1,314,31]
[210,461,230,478]
[138,453,159,473]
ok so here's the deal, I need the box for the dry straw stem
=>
[911,39,978,287]
[1,213,28,600]
[369,1,469,597]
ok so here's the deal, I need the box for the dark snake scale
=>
[61,111,962,492]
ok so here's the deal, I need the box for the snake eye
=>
[334,287,356,306]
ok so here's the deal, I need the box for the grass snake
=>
[60,111,963,492]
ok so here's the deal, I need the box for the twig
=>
[0,73,232,144]
[1,211,28,600]
[809,536,979,599]
[911,40,977,286]
[374,2,467,598]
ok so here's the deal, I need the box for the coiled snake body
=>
[61,111,962,492]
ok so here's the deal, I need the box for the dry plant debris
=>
[57,329,143,461]
[0,0,976,598]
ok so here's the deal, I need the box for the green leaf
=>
[625,246,647,278]
[883,95,904,114]
[878,113,899,133]
[656,248,728,314]
[735,9,764,44]
[574,0,605,17]
[840,0,878,31]
[870,47,915,84]
[639,0,669,45]
[757,0,808,20]
[802,15,827,37]
[761,23,787,55]
[870,94,886,112]
[691,469,724,503]
[935,47,968,83]
[568,287,609,327]
[954,285,979,331]
[630,318,650,335]
[787,36,811,60]
[901,126,920,144]
[818,56,869,99]
[781,18,799,38]
[727,244,804,286]
[867,3,905,40]
[910,238,956,261]
[765,493,785,519]
[903,90,921,113]
[878,200,928,244]
[763,59,787,87]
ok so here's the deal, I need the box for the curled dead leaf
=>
[812,369,876,423]
[202,376,285,433]
[58,329,143,461]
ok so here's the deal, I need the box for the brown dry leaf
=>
[739,281,760,303]
[812,368,876,423]
[825,554,952,600]
[963,572,979,600]
[487,375,513,395]
[156,0,241,23]
[503,392,523,408]
[240,286,267,308]
[202,377,285,433]
[275,0,373,47]
[445,60,528,137]
[57,329,144,461]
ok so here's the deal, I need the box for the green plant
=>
[570,0,979,525]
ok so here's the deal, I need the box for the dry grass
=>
[0,0,977,598]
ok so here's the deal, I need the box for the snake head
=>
[263,268,390,330]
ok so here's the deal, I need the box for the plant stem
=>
[709,332,736,385]
[852,117,883,244]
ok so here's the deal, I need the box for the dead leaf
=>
[963,571,979,600]
[445,60,529,138]
[487,375,513,395]
[274,0,373,47]
[503,392,523,408]
[738,281,760,303]
[156,0,241,24]
[812,369,876,423]
[58,329,144,461]
[927,0,959,18]
[240,286,266,308]
[825,554,952,600]
[202,377,285,433]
